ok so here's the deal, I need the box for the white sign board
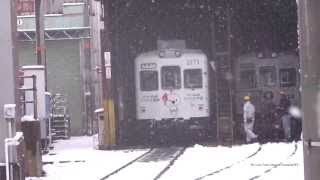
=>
[104,52,111,67]
[3,104,16,119]
[17,19,23,26]
[106,67,111,79]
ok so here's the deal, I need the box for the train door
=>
[258,65,277,113]
[235,67,260,115]
[159,65,182,119]
[279,67,299,106]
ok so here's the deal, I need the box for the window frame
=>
[259,66,277,87]
[183,68,203,89]
[139,70,159,91]
[239,69,257,89]
[161,66,182,90]
[279,68,297,87]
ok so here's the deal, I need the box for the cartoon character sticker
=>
[162,91,180,115]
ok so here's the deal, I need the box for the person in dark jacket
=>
[279,91,292,141]
[279,91,291,113]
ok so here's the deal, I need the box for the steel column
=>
[298,0,320,180]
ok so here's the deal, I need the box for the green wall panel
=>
[18,40,84,135]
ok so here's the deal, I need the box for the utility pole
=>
[35,0,45,65]
[35,0,47,90]
[19,0,45,177]
[298,1,320,180]
[211,2,234,145]
[100,0,116,149]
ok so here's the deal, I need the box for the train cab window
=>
[259,66,276,87]
[280,68,297,87]
[240,70,256,89]
[161,66,181,89]
[184,69,203,89]
[140,71,158,91]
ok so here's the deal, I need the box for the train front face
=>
[232,52,300,140]
[234,53,300,114]
[234,52,300,116]
[135,49,210,133]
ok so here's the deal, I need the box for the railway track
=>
[248,142,298,180]
[194,142,298,180]
[100,142,298,180]
[99,148,154,180]
[194,144,263,180]
[100,146,187,180]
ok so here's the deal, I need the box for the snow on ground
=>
[161,143,262,180]
[32,136,303,180]
[258,142,303,180]
[42,136,150,180]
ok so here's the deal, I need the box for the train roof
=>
[237,51,299,62]
[135,49,206,60]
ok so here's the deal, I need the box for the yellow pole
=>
[103,100,110,145]
[102,99,116,147]
[108,99,116,145]
[101,0,116,149]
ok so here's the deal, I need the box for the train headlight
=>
[174,50,182,57]
[139,106,146,113]
[271,52,277,58]
[159,50,165,58]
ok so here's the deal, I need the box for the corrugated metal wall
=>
[18,40,84,135]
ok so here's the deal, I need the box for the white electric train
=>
[134,42,210,142]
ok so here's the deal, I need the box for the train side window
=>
[184,69,203,89]
[140,71,158,91]
[240,69,256,89]
[161,66,181,89]
[280,68,296,87]
[259,66,276,87]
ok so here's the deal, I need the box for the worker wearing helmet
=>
[243,96,258,143]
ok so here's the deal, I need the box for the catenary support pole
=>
[298,0,320,180]
[0,0,22,178]
[100,0,116,149]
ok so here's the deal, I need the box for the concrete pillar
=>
[0,0,19,164]
[298,1,320,180]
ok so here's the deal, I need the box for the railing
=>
[64,0,84,3]
[19,75,38,120]
[5,132,24,180]
[17,0,85,16]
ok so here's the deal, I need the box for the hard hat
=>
[280,91,285,95]
[244,96,250,101]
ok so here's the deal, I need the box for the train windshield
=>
[184,69,203,89]
[140,71,158,91]
[280,68,297,87]
[259,66,276,87]
[240,69,256,89]
[161,66,181,89]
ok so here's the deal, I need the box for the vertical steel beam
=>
[298,0,320,180]
[0,0,19,163]
[35,0,45,65]
[100,0,116,148]
[35,0,47,90]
